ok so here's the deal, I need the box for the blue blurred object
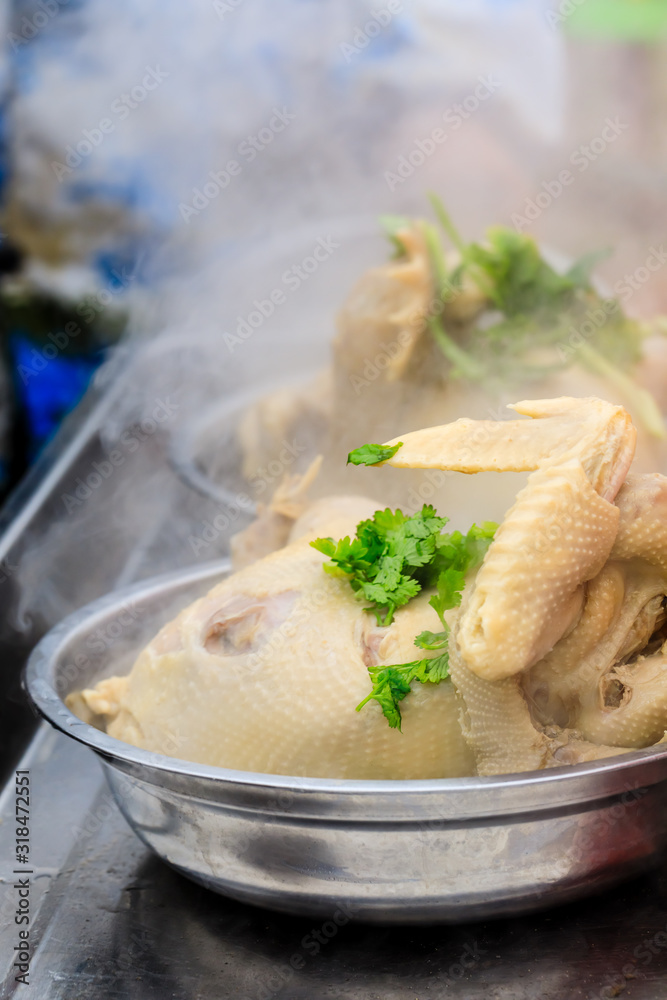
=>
[9,333,104,461]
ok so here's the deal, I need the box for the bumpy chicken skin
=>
[525,474,667,751]
[72,396,667,780]
[382,402,667,775]
[382,397,636,680]
[73,506,473,779]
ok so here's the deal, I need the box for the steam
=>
[1,0,565,641]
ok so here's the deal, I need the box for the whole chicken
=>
[235,214,667,533]
[71,495,473,779]
[72,396,667,780]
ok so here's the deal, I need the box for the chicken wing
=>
[381,396,636,680]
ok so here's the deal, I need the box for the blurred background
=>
[0,0,666,496]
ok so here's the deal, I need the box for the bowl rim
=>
[23,558,667,809]
[168,369,326,510]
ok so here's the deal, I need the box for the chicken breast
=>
[72,521,473,780]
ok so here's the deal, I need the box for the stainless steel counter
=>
[4,725,667,999]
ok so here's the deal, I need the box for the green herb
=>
[381,194,664,438]
[311,504,448,626]
[414,629,449,650]
[347,442,403,466]
[428,192,466,255]
[379,215,412,258]
[312,508,497,729]
[355,654,451,730]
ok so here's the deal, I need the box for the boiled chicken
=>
[233,221,667,534]
[379,398,667,775]
[525,473,667,750]
[381,397,635,680]
[71,497,473,780]
[72,396,667,780]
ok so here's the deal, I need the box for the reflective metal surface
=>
[24,562,667,924]
[7,724,667,1000]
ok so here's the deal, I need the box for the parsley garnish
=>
[347,442,403,466]
[311,509,497,729]
[355,654,451,730]
[384,195,665,438]
[311,505,447,626]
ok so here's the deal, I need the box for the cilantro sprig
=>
[311,508,496,729]
[311,505,448,626]
[381,196,665,438]
[355,651,451,730]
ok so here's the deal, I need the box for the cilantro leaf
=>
[414,629,449,650]
[347,442,403,466]
[310,535,373,588]
[311,505,451,625]
[313,502,498,729]
[355,651,451,730]
[361,576,421,625]
[429,567,466,625]
[355,666,413,729]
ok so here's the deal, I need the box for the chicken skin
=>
[72,397,667,779]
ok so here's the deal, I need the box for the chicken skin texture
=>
[72,398,667,779]
[382,400,667,774]
[72,500,473,779]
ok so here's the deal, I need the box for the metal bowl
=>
[24,561,667,924]
[168,375,329,512]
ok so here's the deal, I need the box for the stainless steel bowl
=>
[168,375,329,512]
[25,561,667,924]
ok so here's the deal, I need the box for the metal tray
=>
[24,560,667,924]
